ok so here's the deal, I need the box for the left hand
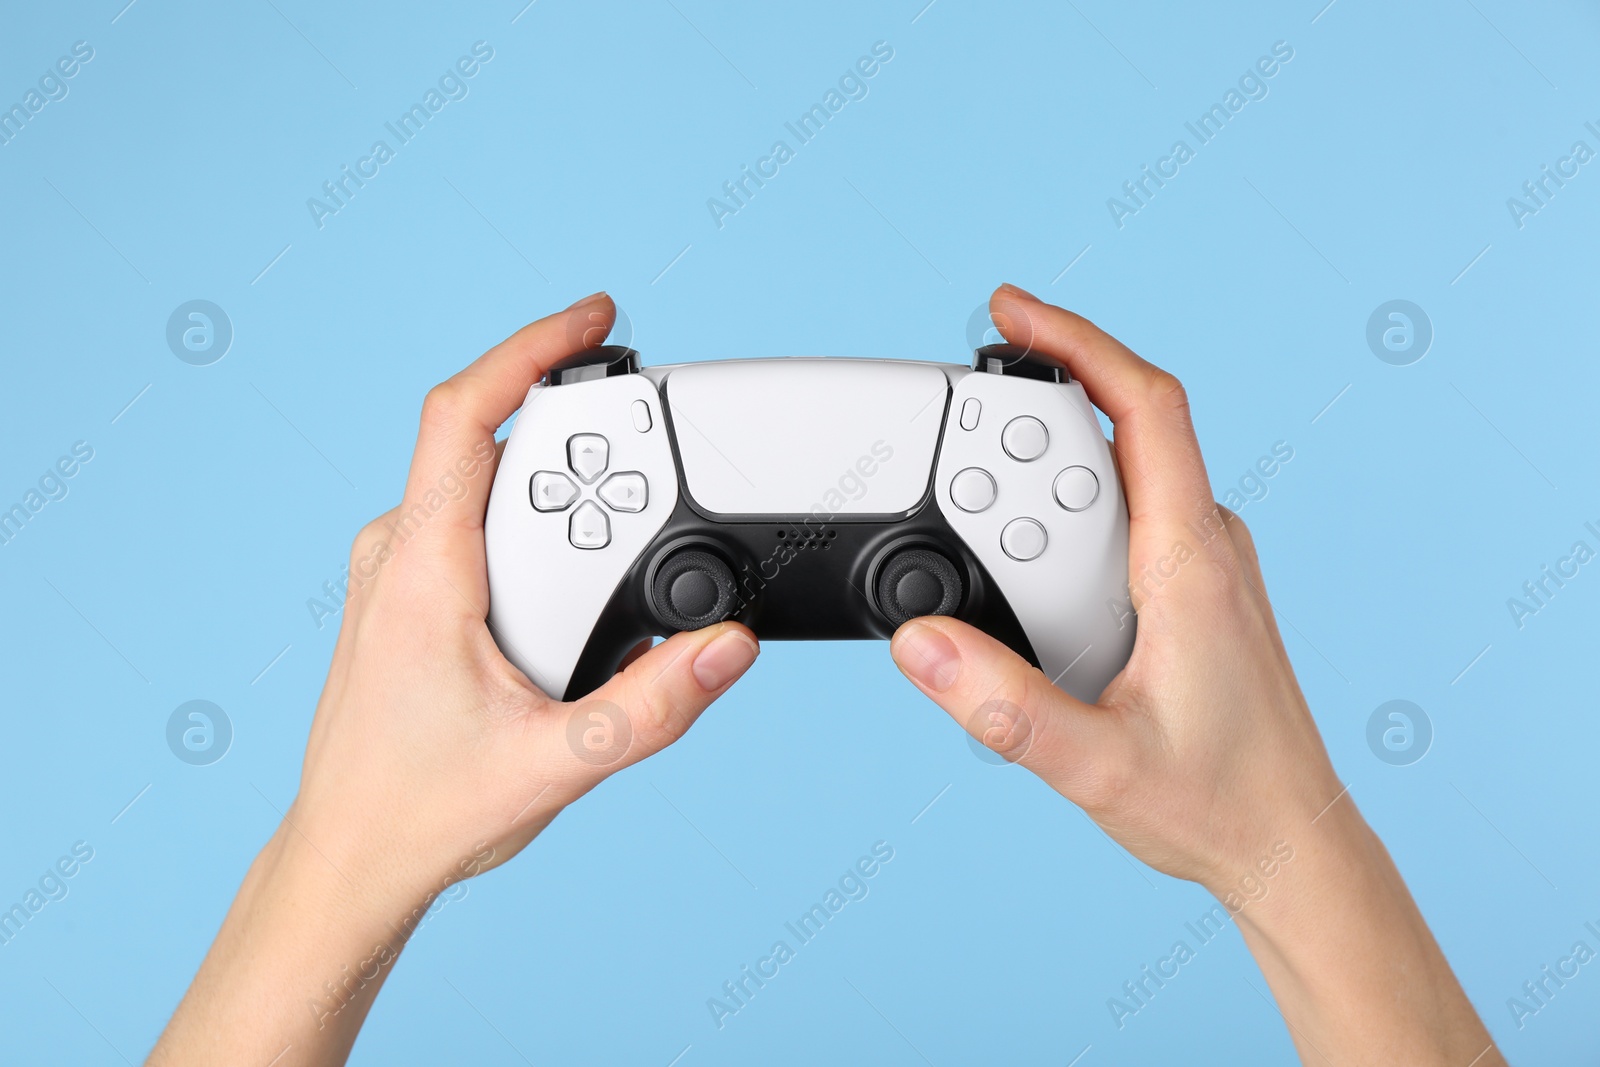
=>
[291,292,761,913]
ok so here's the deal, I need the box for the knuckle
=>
[1146,368,1190,415]
[420,381,465,430]
[349,516,393,570]
[1074,751,1133,813]
[1220,505,1257,552]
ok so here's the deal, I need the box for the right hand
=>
[890,284,1343,893]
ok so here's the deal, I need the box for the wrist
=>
[283,791,492,920]
[1222,795,1375,936]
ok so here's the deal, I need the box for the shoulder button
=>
[548,345,641,386]
[972,344,1068,383]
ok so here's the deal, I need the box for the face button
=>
[530,471,579,512]
[598,471,648,513]
[959,397,982,430]
[1053,466,1100,511]
[1000,517,1047,562]
[567,434,609,483]
[874,547,964,627]
[569,500,611,549]
[631,399,653,432]
[949,467,997,513]
[1001,416,1049,462]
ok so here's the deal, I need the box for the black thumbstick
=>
[548,345,640,386]
[652,548,739,630]
[973,343,1067,383]
[875,548,963,627]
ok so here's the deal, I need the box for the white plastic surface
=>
[933,373,1135,702]
[660,359,948,516]
[485,376,678,698]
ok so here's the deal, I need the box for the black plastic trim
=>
[548,345,641,385]
[973,343,1069,383]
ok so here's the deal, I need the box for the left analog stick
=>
[651,548,739,631]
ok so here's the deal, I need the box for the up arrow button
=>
[567,433,609,483]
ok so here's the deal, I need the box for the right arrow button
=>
[598,471,649,513]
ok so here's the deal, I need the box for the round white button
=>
[1000,518,1047,561]
[949,467,997,513]
[1053,466,1099,511]
[1001,416,1049,461]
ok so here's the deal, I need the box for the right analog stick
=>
[875,548,963,627]
[652,548,739,631]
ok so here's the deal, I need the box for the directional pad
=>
[569,501,610,549]
[568,434,609,483]
[598,472,648,513]
[530,471,579,512]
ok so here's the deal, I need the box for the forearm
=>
[1228,802,1502,1066]
[150,819,425,1067]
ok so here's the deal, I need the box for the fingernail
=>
[997,282,1039,302]
[892,623,960,692]
[565,291,609,310]
[692,630,759,691]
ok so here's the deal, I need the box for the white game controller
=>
[484,344,1134,702]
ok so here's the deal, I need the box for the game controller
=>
[484,344,1135,703]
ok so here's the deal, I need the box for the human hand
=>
[892,284,1337,892]
[151,295,762,1066]
[888,285,1500,1065]
[292,292,761,910]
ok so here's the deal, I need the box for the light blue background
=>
[2,0,1597,1063]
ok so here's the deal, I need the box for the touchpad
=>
[664,360,948,516]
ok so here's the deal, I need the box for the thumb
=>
[889,617,1114,789]
[557,623,760,777]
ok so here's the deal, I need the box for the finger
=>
[397,293,616,589]
[890,616,1121,798]
[987,285,1220,568]
[1215,505,1291,661]
[559,623,759,779]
